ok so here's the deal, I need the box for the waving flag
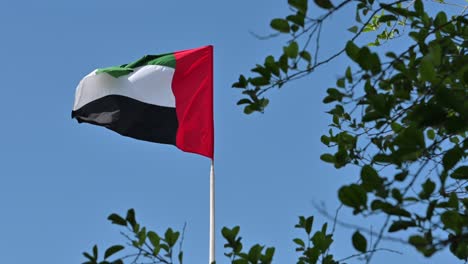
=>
[72,45,214,158]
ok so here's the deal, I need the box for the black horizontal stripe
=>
[72,95,178,145]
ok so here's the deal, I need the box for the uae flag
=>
[72,45,214,159]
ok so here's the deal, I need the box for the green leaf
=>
[391,122,403,132]
[364,52,382,75]
[395,171,409,181]
[148,231,160,248]
[419,58,436,82]
[126,209,136,228]
[320,154,335,163]
[379,15,397,23]
[371,200,411,217]
[395,126,426,150]
[288,0,308,13]
[322,254,336,264]
[325,88,344,102]
[345,66,353,83]
[345,41,359,61]
[300,51,312,64]
[104,245,124,260]
[287,14,305,27]
[164,228,180,247]
[428,45,442,66]
[248,244,263,262]
[347,26,358,33]
[293,238,305,247]
[222,226,235,242]
[244,105,255,115]
[232,75,248,88]
[321,223,328,233]
[159,244,170,253]
[153,245,161,256]
[286,41,299,58]
[426,129,435,140]
[251,65,271,79]
[178,251,184,264]
[336,78,345,88]
[434,11,447,27]
[388,220,416,232]
[138,227,147,246]
[360,165,383,192]
[83,252,95,261]
[314,0,334,9]
[264,56,280,76]
[320,136,331,146]
[352,231,367,253]
[361,165,378,180]
[362,111,383,122]
[426,200,437,219]
[414,0,424,14]
[355,8,362,23]
[338,184,367,212]
[450,137,460,144]
[264,247,275,262]
[250,77,270,86]
[278,54,289,74]
[419,179,436,199]
[305,216,314,234]
[443,147,463,171]
[270,18,290,33]
[441,211,464,233]
[260,98,269,109]
[107,214,127,226]
[451,166,468,180]
[312,231,333,252]
[409,235,427,247]
[373,153,393,163]
[390,207,412,217]
[93,245,98,260]
[237,99,253,105]
[392,188,403,203]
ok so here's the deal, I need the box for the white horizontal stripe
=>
[73,65,175,110]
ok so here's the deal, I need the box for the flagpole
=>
[209,159,215,264]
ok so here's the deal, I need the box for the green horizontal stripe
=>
[96,53,176,78]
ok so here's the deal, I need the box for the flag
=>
[72,45,214,159]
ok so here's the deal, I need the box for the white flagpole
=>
[209,159,215,263]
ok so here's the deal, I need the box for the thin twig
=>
[339,247,403,262]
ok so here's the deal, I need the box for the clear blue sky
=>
[0,0,455,263]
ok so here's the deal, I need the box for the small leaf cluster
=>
[321,0,468,260]
[83,209,184,264]
[222,226,275,263]
[233,0,468,261]
[82,244,124,264]
[232,0,326,114]
[351,6,403,47]
[293,216,338,264]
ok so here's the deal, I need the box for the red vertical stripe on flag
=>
[172,45,214,159]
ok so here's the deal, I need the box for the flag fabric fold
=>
[72,45,214,159]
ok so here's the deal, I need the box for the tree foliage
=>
[83,0,467,263]
[82,209,184,264]
[232,0,468,261]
